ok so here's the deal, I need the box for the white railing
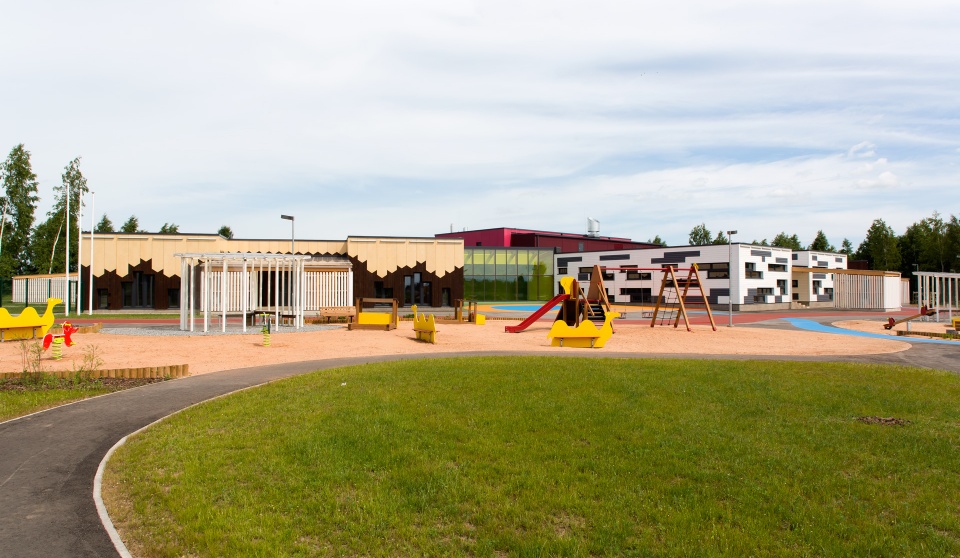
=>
[12,276,78,305]
[202,270,351,312]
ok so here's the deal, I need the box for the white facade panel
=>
[554,244,792,308]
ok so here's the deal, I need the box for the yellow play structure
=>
[348,298,399,331]
[547,310,619,348]
[0,298,61,342]
[411,304,438,343]
[546,266,620,348]
[436,299,486,325]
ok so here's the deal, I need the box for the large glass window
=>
[463,248,555,301]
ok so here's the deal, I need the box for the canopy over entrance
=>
[176,252,313,333]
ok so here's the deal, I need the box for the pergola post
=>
[242,258,248,333]
[221,258,228,332]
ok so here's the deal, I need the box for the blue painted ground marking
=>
[492,304,561,312]
[785,318,960,346]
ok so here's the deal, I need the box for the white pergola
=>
[176,252,312,333]
[915,271,960,322]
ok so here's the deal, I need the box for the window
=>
[578,242,584,252]
[626,271,652,281]
[558,267,568,275]
[578,267,592,281]
[97,288,109,309]
[813,280,822,294]
[768,264,787,272]
[776,279,787,295]
[754,287,773,303]
[744,262,762,279]
[792,253,798,260]
[167,288,180,308]
[620,287,653,303]
[699,262,729,279]
[792,279,798,288]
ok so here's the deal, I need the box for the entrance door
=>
[122,272,154,308]
[404,273,423,306]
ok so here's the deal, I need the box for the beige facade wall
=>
[345,237,463,278]
[81,234,463,279]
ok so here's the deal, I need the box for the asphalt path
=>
[1,323,958,557]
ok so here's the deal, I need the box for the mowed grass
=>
[1,376,119,422]
[105,357,960,557]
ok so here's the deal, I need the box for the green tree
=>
[95,214,115,233]
[856,219,901,271]
[120,215,141,233]
[947,214,960,273]
[218,225,234,239]
[750,238,770,246]
[771,232,803,250]
[809,230,834,252]
[712,231,728,245]
[688,223,712,246]
[158,222,179,234]
[840,238,854,256]
[0,144,40,276]
[27,157,89,274]
[918,212,948,272]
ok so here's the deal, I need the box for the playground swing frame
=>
[602,265,717,332]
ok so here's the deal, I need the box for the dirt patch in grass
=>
[856,416,911,426]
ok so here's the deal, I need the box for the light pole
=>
[281,214,295,254]
[65,181,70,317]
[88,192,95,315]
[727,230,737,327]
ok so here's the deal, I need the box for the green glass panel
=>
[517,275,531,301]
[496,277,517,301]
[506,251,518,277]
[536,275,555,301]
[494,250,507,276]
[464,277,477,300]
[483,251,495,277]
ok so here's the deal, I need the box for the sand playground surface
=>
[0,317,919,377]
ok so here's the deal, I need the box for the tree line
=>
[686,216,960,275]
[0,144,234,277]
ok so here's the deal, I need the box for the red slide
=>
[504,294,570,333]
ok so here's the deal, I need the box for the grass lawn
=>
[104,357,960,557]
[0,374,163,422]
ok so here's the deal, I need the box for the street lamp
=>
[727,230,737,327]
[280,214,295,254]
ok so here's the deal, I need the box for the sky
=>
[2,0,958,247]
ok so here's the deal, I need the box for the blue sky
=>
[2,0,957,247]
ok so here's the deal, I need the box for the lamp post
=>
[727,230,737,327]
[88,192,95,315]
[280,214,295,254]
[65,181,70,317]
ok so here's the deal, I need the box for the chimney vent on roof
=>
[587,218,600,237]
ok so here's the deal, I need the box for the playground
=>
[0,312,918,377]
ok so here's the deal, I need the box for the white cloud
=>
[0,0,958,247]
